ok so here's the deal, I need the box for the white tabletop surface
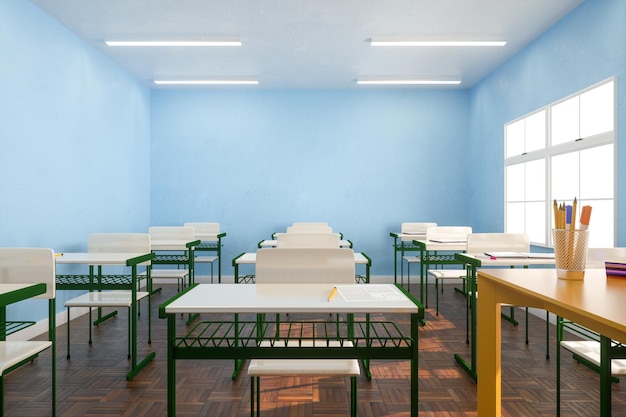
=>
[55,252,151,265]
[164,283,419,315]
[393,232,427,241]
[235,252,369,264]
[459,253,555,267]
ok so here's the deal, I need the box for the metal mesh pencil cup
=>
[553,229,589,280]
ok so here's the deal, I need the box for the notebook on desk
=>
[429,239,467,243]
[484,252,555,259]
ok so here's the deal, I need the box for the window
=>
[504,79,615,247]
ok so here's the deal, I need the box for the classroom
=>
[1,0,626,415]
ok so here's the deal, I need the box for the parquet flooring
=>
[5,283,626,416]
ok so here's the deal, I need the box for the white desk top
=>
[235,252,369,264]
[459,253,555,267]
[164,283,419,315]
[55,252,151,265]
[392,232,427,241]
[259,239,351,248]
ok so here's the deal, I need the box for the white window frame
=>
[504,77,616,247]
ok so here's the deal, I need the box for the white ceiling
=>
[31,0,584,89]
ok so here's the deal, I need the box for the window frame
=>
[504,77,616,247]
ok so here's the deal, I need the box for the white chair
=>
[454,233,536,342]
[275,233,341,248]
[255,248,355,284]
[184,222,224,283]
[249,248,360,417]
[249,340,360,417]
[0,248,56,416]
[291,222,328,227]
[64,233,152,358]
[426,226,472,243]
[149,227,193,290]
[396,222,437,286]
[423,226,471,310]
[285,224,333,234]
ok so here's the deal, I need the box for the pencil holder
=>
[553,229,589,280]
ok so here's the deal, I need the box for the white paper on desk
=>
[337,285,405,302]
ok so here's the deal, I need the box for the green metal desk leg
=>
[411,312,419,417]
[167,314,176,417]
[50,298,56,417]
[600,335,611,417]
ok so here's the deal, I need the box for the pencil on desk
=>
[328,286,338,302]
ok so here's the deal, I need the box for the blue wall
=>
[0,0,152,319]
[2,0,623,322]
[151,89,471,276]
[467,0,626,243]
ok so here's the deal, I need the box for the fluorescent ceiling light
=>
[106,40,241,47]
[154,80,258,85]
[357,80,461,85]
[370,40,506,47]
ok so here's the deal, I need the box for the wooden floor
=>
[5,282,626,416]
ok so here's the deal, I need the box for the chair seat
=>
[65,290,149,308]
[402,256,420,264]
[428,269,466,279]
[248,340,360,376]
[142,270,189,278]
[561,340,626,375]
[0,341,52,374]
[195,256,218,263]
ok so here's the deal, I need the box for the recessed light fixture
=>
[357,79,461,85]
[105,40,242,47]
[370,40,506,47]
[154,79,258,85]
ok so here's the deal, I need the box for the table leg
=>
[126,264,156,380]
[167,314,176,417]
[477,275,502,417]
[600,335,611,416]
[454,264,477,381]
[411,312,419,417]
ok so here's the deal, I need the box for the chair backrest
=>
[292,222,328,227]
[88,233,151,253]
[183,222,220,241]
[401,222,437,241]
[586,247,626,268]
[426,226,472,242]
[0,248,55,299]
[286,225,333,234]
[256,248,355,284]
[276,233,341,248]
[466,233,530,253]
[148,226,195,241]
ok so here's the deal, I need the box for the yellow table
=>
[477,268,626,416]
